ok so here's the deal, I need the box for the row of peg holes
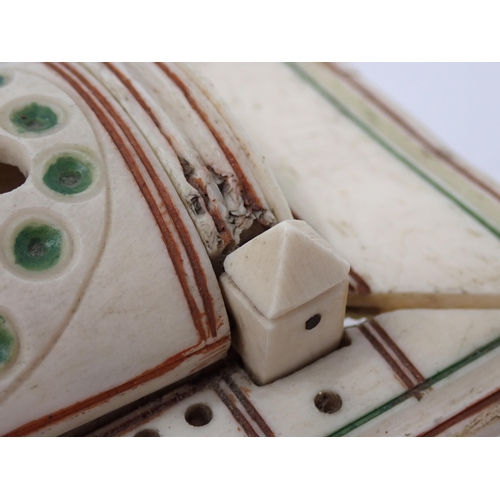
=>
[134,391,343,436]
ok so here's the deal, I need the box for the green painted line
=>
[284,63,500,435]
[286,63,500,241]
[329,332,500,436]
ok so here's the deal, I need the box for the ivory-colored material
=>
[220,220,349,385]
[3,62,500,437]
[224,220,350,319]
[81,62,290,259]
[123,389,247,438]
[192,63,500,310]
[91,327,406,436]
[350,309,500,436]
[91,309,500,437]
[374,309,500,378]
[0,63,295,435]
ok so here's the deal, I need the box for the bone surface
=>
[192,62,500,311]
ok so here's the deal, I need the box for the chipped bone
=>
[84,62,280,260]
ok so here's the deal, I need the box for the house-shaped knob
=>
[220,220,350,385]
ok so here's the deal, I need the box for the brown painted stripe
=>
[325,62,500,204]
[358,324,415,391]
[98,63,220,338]
[47,62,215,340]
[420,387,500,437]
[103,62,162,130]
[64,62,217,340]
[5,336,229,437]
[102,62,235,251]
[370,319,425,384]
[349,268,371,295]
[221,371,275,437]
[45,63,206,340]
[155,62,267,215]
[101,382,209,436]
[213,382,259,437]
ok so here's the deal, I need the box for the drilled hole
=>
[314,391,342,414]
[43,155,93,195]
[0,162,26,194]
[134,428,160,437]
[185,403,213,427]
[10,102,58,133]
[14,224,62,271]
[305,314,321,330]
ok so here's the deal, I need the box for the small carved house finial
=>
[220,220,350,385]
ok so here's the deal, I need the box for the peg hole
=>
[314,391,342,414]
[134,428,160,437]
[185,403,213,427]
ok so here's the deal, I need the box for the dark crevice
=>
[0,162,26,194]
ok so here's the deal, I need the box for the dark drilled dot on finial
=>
[305,314,321,330]
[314,391,342,414]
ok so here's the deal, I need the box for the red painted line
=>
[103,64,236,256]
[5,337,229,437]
[213,382,259,437]
[349,268,371,295]
[155,62,268,217]
[359,324,416,392]
[102,62,220,338]
[370,319,425,384]
[221,371,275,437]
[325,62,500,204]
[103,63,234,250]
[101,382,209,436]
[420,387,500,437]
[46,62,213,341]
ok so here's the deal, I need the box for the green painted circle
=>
[43,156,93,195]
[0,316,16,367]
[0,76,5,87]
[14,224,62,271]
[10,102,58,133]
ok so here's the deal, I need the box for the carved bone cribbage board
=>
[91,63,500,437]
[1,63,500,436]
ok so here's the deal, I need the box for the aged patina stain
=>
[14,224,62,271]
[43,155,93,195]
[0,316,16,366]
[10,102,57,133]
